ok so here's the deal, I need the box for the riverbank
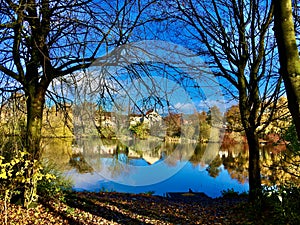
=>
[0,191,280,225]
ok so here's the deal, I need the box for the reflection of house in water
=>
[219,149,238,158]
[219,143,246,159]
[72,141,117,155]
[71,140,162,165]
[142,150,162,164]
[218,150,228,158]
[128,148,162,165]
[99,144,117,155]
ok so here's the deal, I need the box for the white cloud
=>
[174,102,196,114]
[197,99,227,112]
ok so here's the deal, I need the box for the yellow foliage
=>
[0,150,57,208]
[0,94,74,137]
[0,169,7,179]
[255,97,292,135]
[42,106,74,137]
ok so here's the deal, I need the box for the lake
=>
[41,137,287,198]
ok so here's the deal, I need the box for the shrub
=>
[37,160,73,202]
[0,150,55,207]
[221,188,239,198]
[262,185,300,225]
[0,149,72,208]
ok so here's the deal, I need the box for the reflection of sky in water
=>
[65,160,249,198]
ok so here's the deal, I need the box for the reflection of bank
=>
[42,137,297,190]
[71,138,164,165]
[103,141,163,165]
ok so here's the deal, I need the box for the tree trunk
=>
[26,87,46,159]
[23,85,46,208]
[273,0,300,140]
[245,129,262,202]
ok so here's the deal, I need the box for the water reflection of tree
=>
[42,137,299,187]
[206,155,222,178]
[200,142,220,165]
[220,142,299,186]
[41,138,73,171]
[190,144,204,162]
[106,154,131,179]
[223,152,249,184]
[261,144,299,187]
[164,143,195,166]
[69,153,94,174]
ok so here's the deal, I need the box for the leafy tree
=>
[164,113,182,137]
[206,105,223,126]
[273,0,300,141]
[225,105,243,132]
[258,97,292,135]
[199,121,211,143]
[129,122,150,139]
[198,111,207,123]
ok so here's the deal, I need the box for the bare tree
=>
[163,0,283,202]
[0,0,156,207]
[273,0,300,141]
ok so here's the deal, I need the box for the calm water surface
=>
[42,137,284,198]
[66,163,248,198]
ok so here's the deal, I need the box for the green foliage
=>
[129,122,149,139]
[98,125,116,139]
[0,135,70,208]
[37,161,73,202]
[221,188,239,198]
[143,190,155,196]
[182,126,196,139]
[221,189,249,199]
[284,123,300,152]
[99,186,116,193]
[261,185,300,225]
[199,121,211,142]
[206,105,223,125]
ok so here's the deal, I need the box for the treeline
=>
[0,94,73,138]
[1,95,292,142]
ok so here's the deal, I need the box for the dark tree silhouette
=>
[0,0,156,207]
[162,0,283,202]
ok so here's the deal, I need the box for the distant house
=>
[129,113,144,127]
[145,110,162,125]
[94,111,116,127]
[129,110,162,127]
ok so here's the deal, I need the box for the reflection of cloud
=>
[65,169,106,190]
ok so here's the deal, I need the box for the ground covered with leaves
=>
[0,191,291,224]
